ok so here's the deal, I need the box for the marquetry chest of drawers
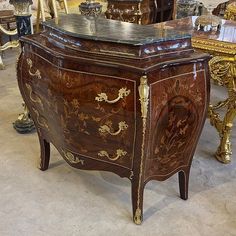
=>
[17,14,210,224]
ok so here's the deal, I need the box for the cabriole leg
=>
[178,168,190,200]
[215,100,236,164]
[38,136,50,171]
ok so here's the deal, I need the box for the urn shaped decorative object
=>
[195,0,225,31]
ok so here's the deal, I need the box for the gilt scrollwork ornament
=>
[32,107,49,130]
[62,150,85,165]
[26,83,43,108]
[0,25,18,36]
[0,40,19,51]
[137,3,142,24]
[0,26,19,70]
[192,38,236,56]
[224,2,236,21]
[27,58,41,79]
[209,56,232,86]
[208,55,236,163]
[95,87,130,104]
[139,76,149,121]
[98,149,127,161]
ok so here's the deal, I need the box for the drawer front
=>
[61,71,136,169]
[21,54,136,170]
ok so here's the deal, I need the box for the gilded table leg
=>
[208,56,236,163]
[215,103,236,164]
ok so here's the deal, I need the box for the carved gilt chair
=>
[0,9,19,69]
[35,0,68,32]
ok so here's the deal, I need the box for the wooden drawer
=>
[21,55,136,170]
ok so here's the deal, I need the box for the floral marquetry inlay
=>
[27,58,41,79]
[149,96,198,175]
[146,71,206,178]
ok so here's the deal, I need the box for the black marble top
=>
[42,14,191,46]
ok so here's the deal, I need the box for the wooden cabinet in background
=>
[105,0,176,24]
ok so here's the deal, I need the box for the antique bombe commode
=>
[14,0,212,224]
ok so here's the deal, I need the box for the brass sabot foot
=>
[134,208,142,225]
[215,148,231,164]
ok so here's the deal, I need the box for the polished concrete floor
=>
[0,48,236,236]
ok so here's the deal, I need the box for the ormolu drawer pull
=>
[95,87,130,104]
[99,121,128,136]
[98,149,127,161]
[27,58,41,79]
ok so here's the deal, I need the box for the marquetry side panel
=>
[144,65,208,181]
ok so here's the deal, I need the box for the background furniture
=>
[224,1,236,20]
[17,14,210,224]
[36,0,68,32]
[10,0,35,133]
[0,9,18,69]
[176,0,204,19]
[212,0,236,17]
[192,20,236,164]
[154,16,236,164]
[105,0,176,24]
[79,0,102,16]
